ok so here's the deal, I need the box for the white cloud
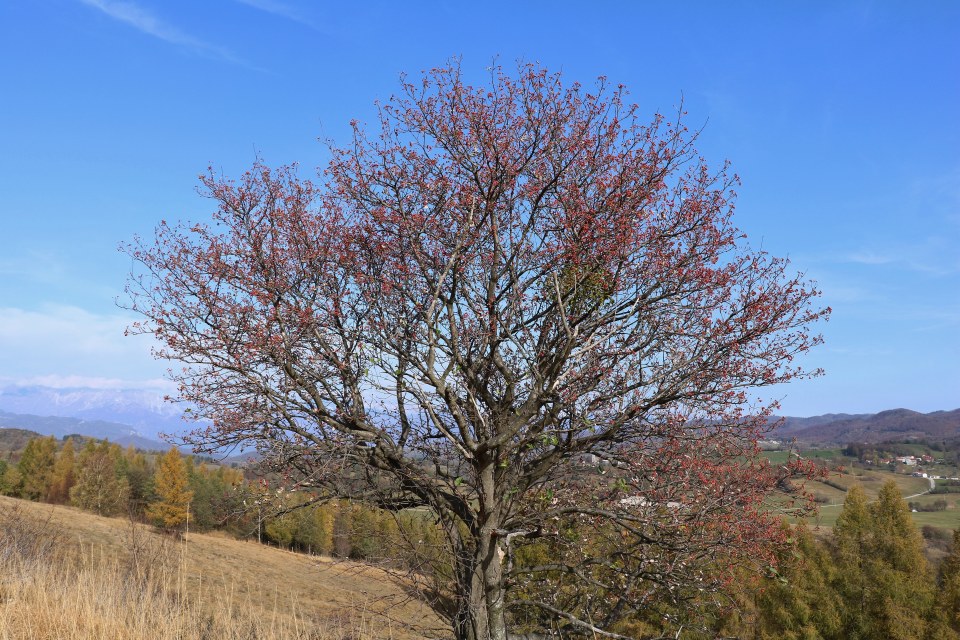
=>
[79,0,243,64]
[0,305,167,383]
[0,375,174,392]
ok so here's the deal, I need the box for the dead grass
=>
[0,496,449,639]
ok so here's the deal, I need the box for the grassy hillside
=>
[0,495,447,639]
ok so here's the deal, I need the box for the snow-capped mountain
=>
[0,380,194,441]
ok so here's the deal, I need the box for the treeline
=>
[844,438,960,465]
[0,435,244,533]
[0,435,442,564]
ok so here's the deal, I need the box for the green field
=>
[781,465,960,531]
[762,448,846,465]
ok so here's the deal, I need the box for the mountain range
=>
[0,382,190,441]
[1,382,957,448]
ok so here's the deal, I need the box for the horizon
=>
[0,2,957,418]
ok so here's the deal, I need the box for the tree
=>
[832,481,937,640]
[147,447,194,536]
[936,529,960,635]
[70,440,130,516]
[46,437,76,504]
[125,63,828,640]
[749,523,842,640]
[0,459,18,496]
[17,436,57,501]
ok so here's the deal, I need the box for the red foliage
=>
[125,62,829,640]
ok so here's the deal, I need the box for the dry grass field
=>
[0,495,448,639]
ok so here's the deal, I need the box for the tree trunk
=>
[451,531,508,640]
[451,461,509,640]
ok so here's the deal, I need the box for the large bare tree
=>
[125,63,828,640]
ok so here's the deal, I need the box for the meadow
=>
[0,495,446,640]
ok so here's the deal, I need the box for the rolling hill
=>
[773,408,960,444]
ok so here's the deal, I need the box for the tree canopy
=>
[125,62,828,640]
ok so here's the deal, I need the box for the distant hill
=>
[772,408,960,444]
[0,412,172,451]
[0,427,42,451]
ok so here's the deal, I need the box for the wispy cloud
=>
[233,0,328,33]
[79,0,244,64]
[0,374,174,392]
[844,251,894,266]
[0,305,165,382]
[831,237,960,277]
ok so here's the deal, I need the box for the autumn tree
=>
[832,481,938,640]
[17,436,57,501]
[125,63,828,640]
[70,440,130,516]
[46,437,76,504]
[935,529,960,635]
[147,447,194,536]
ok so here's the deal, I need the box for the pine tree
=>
[0,459,16,495]
[147,447,193,536]
[867,480,935,639]
[122,445,154,516]
[751,523,842,640]
[833,484,871,639]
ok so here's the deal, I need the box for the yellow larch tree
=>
[147,447,193,536]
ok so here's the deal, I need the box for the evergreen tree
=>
[866,481,935,639]
[70,440,130,516]
[147,447,194,536]
[17,436,57,500]
[935,530,960,635]
[122,445,154,516]
[46,437,76,504]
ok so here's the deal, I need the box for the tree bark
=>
[451,459,509,640]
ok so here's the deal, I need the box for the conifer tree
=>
[0,459,16,495]
[46,437,76,504]
[935,529,960,635]
[867,481,935,639]
[833,484,871,639]
[752,523,842,640]
[17,436,57,501]
[122,445,154,517]
[833,481,936,640]
[147,447,194,536]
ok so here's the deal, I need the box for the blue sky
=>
[0,1,957,416]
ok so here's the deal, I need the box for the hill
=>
[773,408,960,444]
[0,427,42,452]
[0,411,172,451]
[0,495,446,639]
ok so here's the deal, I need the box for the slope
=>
[0,495,447,639]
